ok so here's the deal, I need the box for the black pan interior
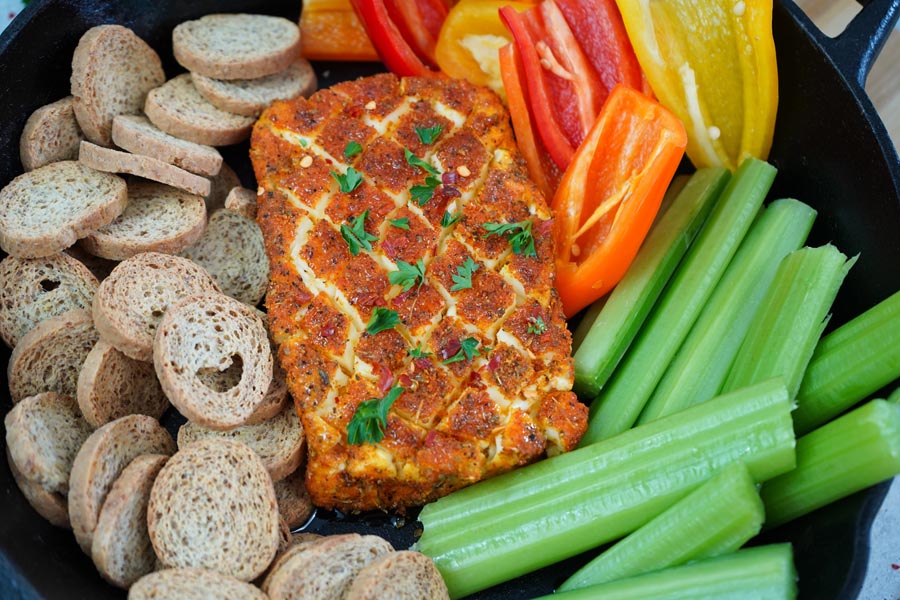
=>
[1,0,899,598]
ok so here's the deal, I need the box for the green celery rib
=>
[889,387,900,404]
[535,545,797,600]
[762,399,900,527]
[582,158,775,443]
[722,245,855,399]
[638,199,816,424]
[558,461,764,592]
[572,168,728,390]
[792,289,900,434]
[415,379,796,599]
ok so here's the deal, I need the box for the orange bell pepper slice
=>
[553,85,687,317]
[299,0,379,62]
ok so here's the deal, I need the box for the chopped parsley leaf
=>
[340,210,378,256]
[331,166,363,193]
[443,337,482,365]
[527,315,547,335]
[450,257,479,292]
[404,148,440,176]
[344,141,363,159]
[410,175,441,207]
[388,259,426,292]
[408,343,433,359]
[366,306,401,335]
[415,124,444,145]
[441,211,461,227]
[347,386,404,445]
[389,217,410,230]
[482,220,537,258]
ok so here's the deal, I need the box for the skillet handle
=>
[827,0,900,87]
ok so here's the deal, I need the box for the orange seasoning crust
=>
[251,73,587,512]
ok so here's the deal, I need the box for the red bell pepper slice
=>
[498,42,561,201]
[349,0,437,76]
[383,0,449,69]
[552,85,687,317]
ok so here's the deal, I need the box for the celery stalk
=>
[558,461,764,592]
[762,399,900,527]
[572,168,729,392]
[582,158,775,443]
[638,199,816,423]
[722,245,855,398]
[536,545,797,600]
[792,289,900,434]
[889,387,900,404]
[415,379,796,598]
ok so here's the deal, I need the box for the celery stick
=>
[722,245,855,398]
[762,399,900,527]
[415,379,796,598]
[536,545,797,600]
[558,461,764,592]
[889,387,900,404]
[572,168,728,390]
[638,199,816,423]
[582,158,775,443]
[792,289,900,434]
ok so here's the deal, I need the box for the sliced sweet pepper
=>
[349,0,439,76]
[383,0,450,68]
[299,0,379,62]
[435,0,536,98]
[553,85,687,317]
[498,42,561,200]
[615,0,778,170]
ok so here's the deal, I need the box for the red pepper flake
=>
[487,354,501,371]
[398,373,413,388]
[414,357,431,371]
[441,338,462,361]
[891,563,900,571]
[536,218,553,237]
[321,324,335,337]
[377,364,394,394]
[469,371,486,390]
[425,429,438,447]
[440,185,461,199]
[442,171,459,186]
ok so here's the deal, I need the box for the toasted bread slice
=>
[177,401,304,481]
[205,162,241,213]
[80,180,207,260]
[0,252,99,347]
[153,292,272,430]
[92,453,169,588]
[20,96,85,171]
[77,339,169,428]
[129,568,268,600]
[193,59,316,117]
[6,447,70,528]
[79,141,211,197]
[70,25,165,146]
[181,208,268,306]
[173,14,300,80]
[0,161,126,258]
[259,534,325,592]
[148,438,280,581]
[7,309,99,404]
[112,114,223,177]
[68,414,175,554]
[224,186,257,219]
[145,75,256,146]
[273,467,314,529]
[346,551,449,600]
[266,533,394,600]
[92,252,220,362]
[5,392,93,495]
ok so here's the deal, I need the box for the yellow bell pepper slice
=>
[615,0,778,171]
[300,0,380,62]
[435,0,536,98]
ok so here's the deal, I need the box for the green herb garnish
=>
[408,343,432,359]
[389,217,410,230]
[450,257,479,292]
[388,259,426,292]
[527,316,547,335]
[416,125,444,145]
[443,337,482,365]
[344,141,363,159]
[411,175,442,207]
[404,148,440,176]
[347,386,404,445]
[366,306,401,335]
[441,211,461,227]
[482,220,537,258]
[340,210,378,256]
[331,166,363,193]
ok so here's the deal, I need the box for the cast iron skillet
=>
[1,0,899,598]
